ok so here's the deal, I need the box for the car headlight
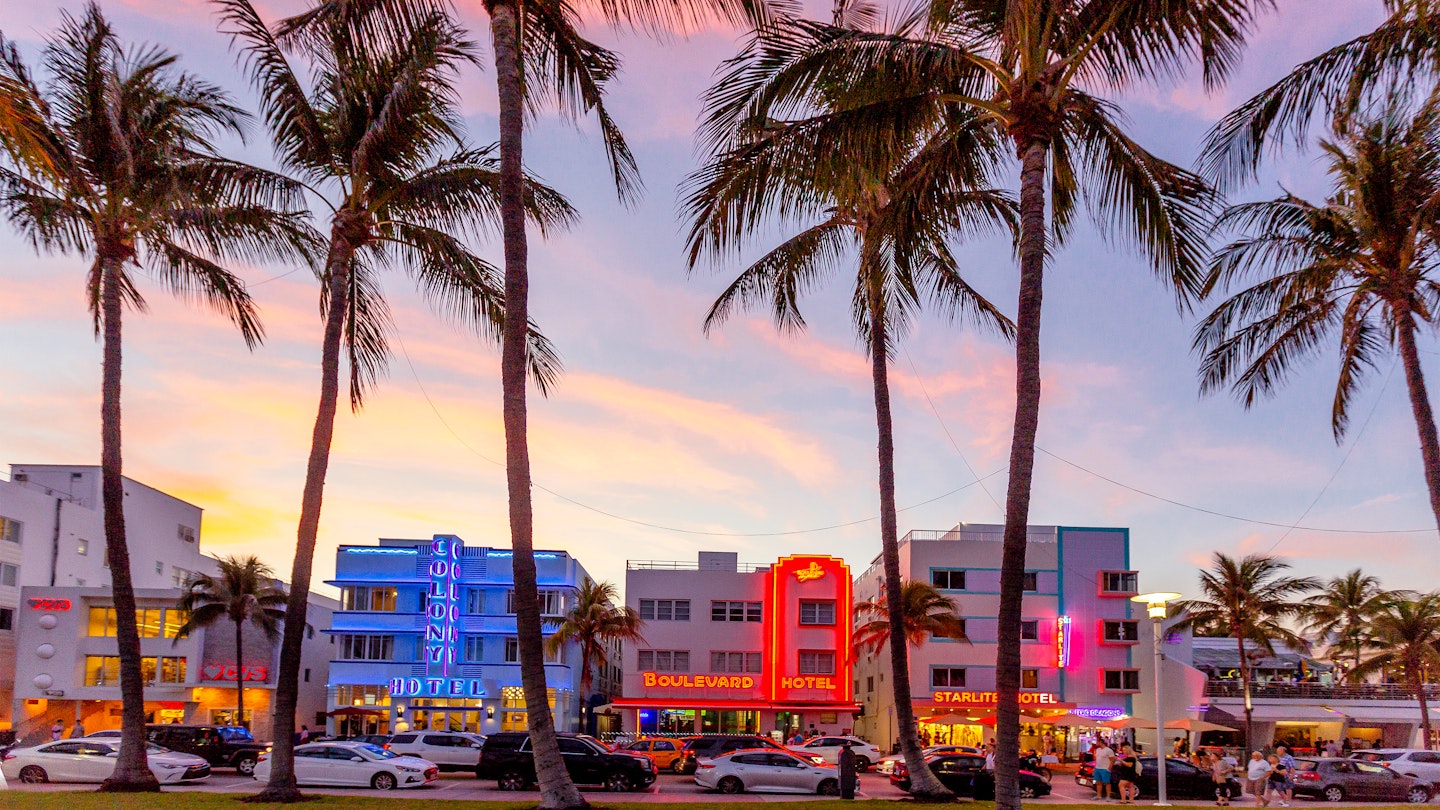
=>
[397,765,422,773]
[156,762,186,769]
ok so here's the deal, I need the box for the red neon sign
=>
[765,555,853,704]
[27,598,72,611]
[643,673,755,689]
[794,562,827,582]
[201,664,268,682]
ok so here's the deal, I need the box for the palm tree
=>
[0,5,309,791]
[1174,553,1318,751]
[1301,569,1387,678]
[686,13,1014,792]
[1197,104,1440,541]
[690,2,1264,804]
[545,579,644,732]
[1349,592,1440,751]
[214,2,570,800]
[853,579,970,656]
[174,556,287,731]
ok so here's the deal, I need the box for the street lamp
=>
[1133,592,1181,807]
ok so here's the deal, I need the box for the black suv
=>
[678,736,784,775]
[145,724,271,775]
[477,732,657,791]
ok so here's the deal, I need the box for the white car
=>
[1,739,210,784]
[695,749,841,795]
[787,735,883,771]
[384,731,485,773]
[1352,749,1440,782]
[253,741,438,790]
[877,745,981,774]
[83,730,123,739]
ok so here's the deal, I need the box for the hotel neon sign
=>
[389,536,487,699]
[643,673,756,689]
[933,691,1061,709]
[1056,615,1072,667]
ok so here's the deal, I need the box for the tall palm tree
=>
[1301,569,1387,678]
[0,5,309,791]
[690,2,1264,804]
[853,579,970,656]
[686,12,1014,792]
[174,556,287,731]
[1197,104,1440,541]
[545,579,644,732]
[1174,553,1318,751]
[214,1,570,800]
[1349,592,1440,751]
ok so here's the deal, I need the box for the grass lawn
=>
[0,798,1427,810]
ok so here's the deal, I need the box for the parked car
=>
[1076,756,1242,800]
[877,745,982,775]
[384,731,485,773]
[694,750,841,795]
[478,731,658,791]
[678,735,785,775]
[351,734,392,747]
[1293,757,1433,803]
[622,738,688,773]
[1352,749,1440,782]
[787,735,883,771]
[1,739,211,785]
[144,724,270,775]
[82,730,123,739]
[892,753,1052,799]
[252,741,438,791]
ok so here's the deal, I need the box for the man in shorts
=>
[1275,746,1296,807]
[1094,741,1116,801]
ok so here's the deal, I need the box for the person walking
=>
[1266,754,1290,807]
[1113,744,1139,804]
[49,721,62,741]
[1247,751,1272,807]
[69,719,85,739]
[1093,740,1116,802]
[1276,746,1296,806]
[1212,751,1236,806]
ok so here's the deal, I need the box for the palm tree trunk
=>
[489,4,584,807]
[250,232,354,803]
[235,618,246,729]
[1414,665,1434,751]
[1237,634,1253,752]
[96,254,159,793]
[867,281,949,799]
[994,139,1048,810]
[1394,315,1440,536]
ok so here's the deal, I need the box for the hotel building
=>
[615,552,859,738]
[323,535,592,736]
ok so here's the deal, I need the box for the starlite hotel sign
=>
[389,536,487,698]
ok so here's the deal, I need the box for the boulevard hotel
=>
[616,553,859,737]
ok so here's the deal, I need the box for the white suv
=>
[1351,749,1440,782]
[385,731,485,773]
[787,736,883,771]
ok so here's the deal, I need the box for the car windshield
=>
[357,744,397,759]
[146,743,172,754]
[217,727,255,742]
[1356,752,1402,762]
[580,735,612,752]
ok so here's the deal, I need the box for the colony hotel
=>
[615,552,859,737]
[324,535,591,736]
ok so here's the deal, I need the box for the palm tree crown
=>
[1350,592,1440,750]
[1301,569,1388,676]
[545,579,644,699]
[853,579,970,655]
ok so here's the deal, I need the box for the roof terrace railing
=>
[1204,681,1440,701]
[626,560,771,572]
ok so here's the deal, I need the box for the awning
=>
[610,698,861,712]
[1343,706,1440,724]
[1244,705,1346,722]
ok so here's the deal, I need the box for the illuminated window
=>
[337,634,393,661]
[157,657,187,684]
[88,607,117,636]
[505,590,564,616]
[798,651,835,675]
[163,610,184,638]
[84,655,121,685]
[931,667,966,688]
[638,650,690,671]
[341,586,398,612]
[710,601,761,622]
[136,609,163,638]
[337,684,391,706]
[1022,669,1039,689]
[1102,669,1141,692]
[710,651,761,673]
[0,515,21,543]
[1020,621,1039,640]
[639,599,690,621]
[932,569,965,590]
[465,588,486,614]
[76,538,88,556]
[1022,572,1039,591]
[799,600,836,625]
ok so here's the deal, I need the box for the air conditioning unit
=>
[14,473,27,482]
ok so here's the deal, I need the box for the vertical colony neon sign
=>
[1055,615,1072,668]
[389,536,486,698]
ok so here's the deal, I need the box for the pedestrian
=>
[1265,754,1290,808]
[1113,744,1139,804]
[1247,751,1271,807]
[1275,745,1296,806]
[1326,739,1341,758]
[1341,738,1352,756]
[295,724,310,745]
[1212,751,1235,806]
[69,719,85,739]
[984,742,996,772]
[1093,740,1116,802]
[50,721,62,741]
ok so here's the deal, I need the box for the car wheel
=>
[235,755,257,775]
[671,759,687,774]
[605,772,634,792]
[371,772,398,791]
[718,776,744,794]
[1020,784,1038,799]
[680,758,698,775]
[817,778,840,796]
[19,765,48,784]
[498,770,528,791]
[1324,785,1345,802]
[853,757,870,773]
[1408,786,1432,804]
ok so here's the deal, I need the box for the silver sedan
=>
[694,749,842,795]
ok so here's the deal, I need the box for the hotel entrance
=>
[410,699,484,733]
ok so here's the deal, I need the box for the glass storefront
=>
[700,709,759,734]
[411,698,484,733]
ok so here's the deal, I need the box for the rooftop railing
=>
[626,560,771,572]
[1204,681,1440,701]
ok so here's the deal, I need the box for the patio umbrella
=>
[1165,718,1236,732]
[327,707,386,717]
[1042,713,1100,727]
[1100,717,1158,729]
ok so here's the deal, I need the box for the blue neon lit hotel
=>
[324,535,592,736]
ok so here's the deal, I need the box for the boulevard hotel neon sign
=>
[933,691,1062,709]
[389,536,487,699]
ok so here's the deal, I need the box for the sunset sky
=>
[2,0,1433,600]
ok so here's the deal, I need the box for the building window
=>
[177,525,196,544]
[303,668,310,683]
[84,655,121,685]
[340,586,398,612]
[0,515,21,543]
[136,608,164,638]
[931,667,966,688]
[1022,572,1039,591]
[799,600,836,625]
[171,567,192,588]
[161,610,184,639]
[1102,669,1142,692]
[1022,668,1039,689]
[709,651,761,673]
[84,656,185,685]
[504,637,520,662]
[710,601,761,622]
[337,634,393,661]
[76,538,88,556]
[931,569,965,590]
[337,685,391,706]
[505,589,564,616]
[798,651,835,675]
[464,636,484,663]
[154,656,187,684]
[154,561,163,574]
[1102,620,1141,643]
[0,607,12,631]
[465,588,486,614]
[638,599,690,621]
[0,563,16,587]
[866,676,874,693]
[1020,620,1039,640]
[638,650,690,671]
[88,607,115,636]
[1099,571,1139,595]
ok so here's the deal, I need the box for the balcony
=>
[1204,681,1440,701]
[626,560,771,572]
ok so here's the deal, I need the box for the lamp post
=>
[1133,592,1181,807]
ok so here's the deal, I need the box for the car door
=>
[557,737,599,784]
[290,747,330,785]
[651,739,677,768]
[724,753,769,790]
[1350,760,1390,799]
[75,741,119,782]
[34,742,86,782]
[929,756,969,794]
[1405,751,1440,782]
[327,747,372,786]
[421,735,458,768]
